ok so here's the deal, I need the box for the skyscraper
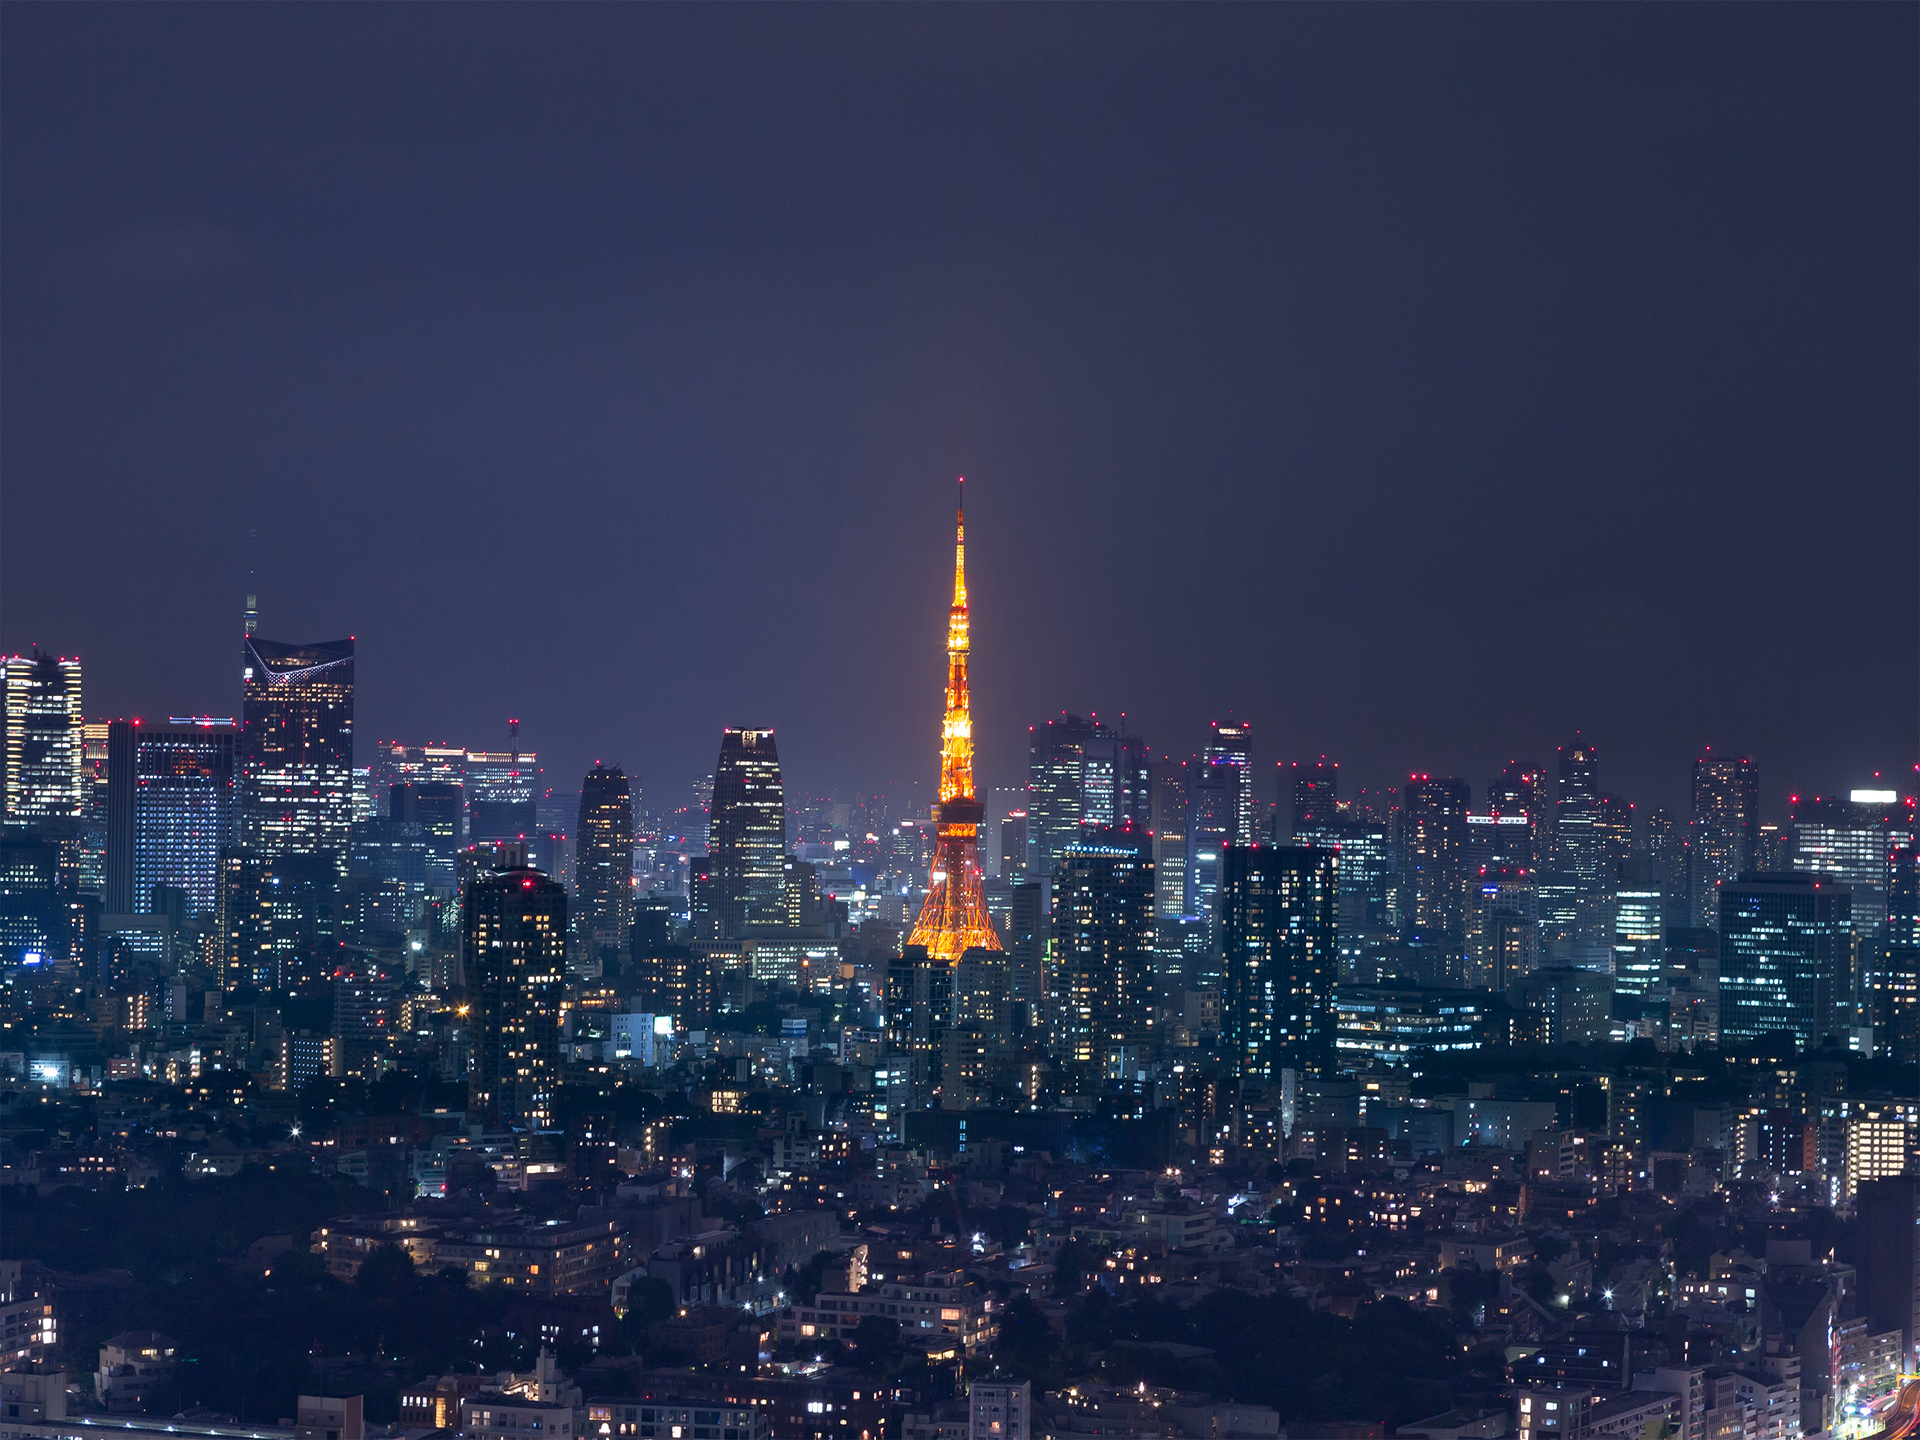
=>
[1645,806,1689,930]
[1186,743,1243,924]
[1487,761,1550,838]
[1288,760,1338,835]
[106,718,237,919]
[575,763,635,957]
[1027,714,1101,879]
[1611,865,1664,996]
[1148,758,1189,920]
[1884,844,1918,1065]
[1008,879,1047,1013]
[1691,750,1759,927]
[391,781,463,888]
[1295,818,1393,931]
[1596,793,1634,882]
[998,810,1030,881]
[1718,871,1852,1046]
[1205,721,1254,848]
[1050,828,1154,1067]
[464,864,567,1128]
[907,490,1002,961]
[1789,789,1911,936]
[1219,844,1338,1082]
[1554,734,1603,889]
[239,636,355,864]
[1402,776,1469,940]
[1116,732,1152,832]
[708,728,786,938]
[1467,867,1538,990]
[1079,725,1120,831]
[2,652,84,822]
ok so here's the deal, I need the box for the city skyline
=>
[0,9,1915,1433]
[2,6,1913,816]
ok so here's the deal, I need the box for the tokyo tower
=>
[906,480,1003,961]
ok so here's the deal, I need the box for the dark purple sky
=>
[4,5,1915,821]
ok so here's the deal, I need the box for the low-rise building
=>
[437,1215,629,1295]
[778,1269,997,1356]
[95,1330,178,1413]
[461,1394,576,1440]
[585,1399,767,1440]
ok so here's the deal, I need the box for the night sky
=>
[4,5,1914,820]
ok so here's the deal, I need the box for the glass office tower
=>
[2,652,85,822]
[239,636,355,864]
[709,727,786,937]
[106,718,237,918]
[1718,871,1852,1046]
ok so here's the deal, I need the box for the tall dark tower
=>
[464,864,566,1128]
[1691,749,1759,928]
[709,728,786,938]
[1402,776,1470,940]
[1554,733,1603,889]
[575,763,635,959]
[1220,844,1339,1082]
[1050,828,1153,1067]
[239,636,355,864]
[908,483,1002,961]
[1289,760,1339,835]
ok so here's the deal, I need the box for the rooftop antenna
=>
[243,527,259,643]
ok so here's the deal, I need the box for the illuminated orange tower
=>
[907,480,1003,961]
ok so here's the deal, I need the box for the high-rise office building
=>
[216,846,341,991]
[709,728,786,938]
[1790,789,1912,936]
[391,781,463,888]
[1116,732,1152,832]
[1554,734,1603,889]
[1079,726,1120,832]
[1050,829,1154,1067]
[1718,871,1852,1046]
[1008,880,1047,1013]
[1596,793,1634,882]
[1465,811,1534,877]
[105,718,237,919]
[347,814,429,934]
[1288,761,1338,836]
[1645,806,1689,930]
[575,764,635,955]
[1467,867,1538,990]
[1884,844,1918,1065]
[1692,750,1759,928]
[1148,758,1188,920]
[998,810,1030,881]
[1205,721,1254,848]
[1855,1175,1919,1373]
[1219,845,1338,1082]
[1488,761,1550,838]
[1402,777,1469,940]
[1027,714,1102,878]
[1186,742,1245,924]
[239,636,355,864]
[1296,819,1393,931]
[2,652,85,822]
[1611,865,1664,996]
[906,494,1002,963]
[464,864,567,1128]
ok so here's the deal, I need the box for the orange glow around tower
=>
[907,480,1003,961]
